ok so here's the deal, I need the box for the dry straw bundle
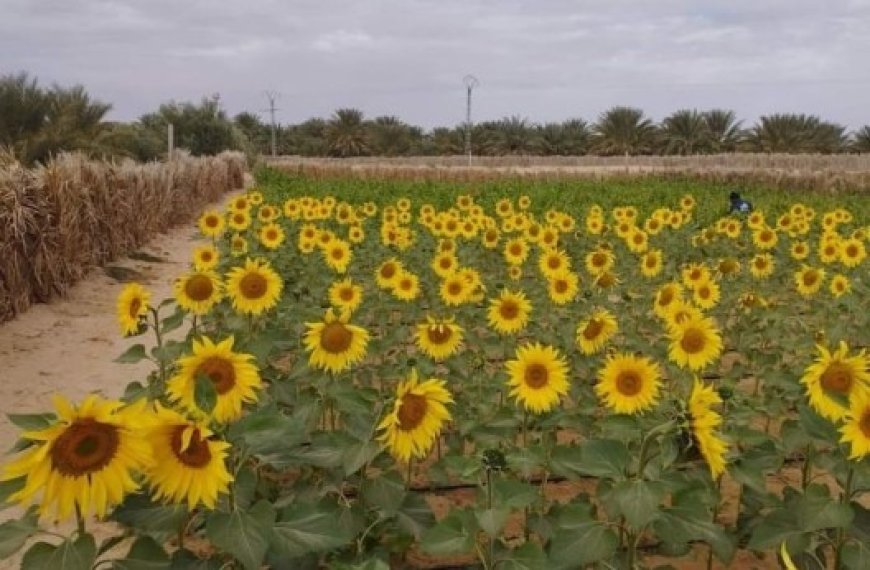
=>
[0,151,245,323]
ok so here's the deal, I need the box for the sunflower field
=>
[2,169,869,569]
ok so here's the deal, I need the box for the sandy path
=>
[0,188,242,567]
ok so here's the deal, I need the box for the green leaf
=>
[505,446,545,479]
[115,344,149,364]
[548,520,618,569]
[205,501,275,570]
[151,341,186,364]
[160,307,185,335]
[420,511,477,556]
[550,439,629,480]
[0,508,39,558]
[841,542,870,570]
[475,507,510,537]
[7,413,56,431]
[342,440,382,476]
[271,502,356,559]
[228,406,306,455]
[113,536,170,570]
[395,493,435,539]
[111,493,188,541]
[360,471,406,516]
[492,479,539,509]
[654,505,735,563]
[496,542,548,570]
[170,549,222,570]
[606,480,666,529]
[21,534,96,570]
[193,372,218,414]
[0,477,26,511]
[798,405,840,442]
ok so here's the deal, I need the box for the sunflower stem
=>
[406,458,414,489]
[75,503,86,536]
[801,444,813,490]
[707,477,723,570]
[834,465,855,570]
[636,420,675,479]
[150,307,167,396]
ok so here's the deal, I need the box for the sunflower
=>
[801,341,870,421]
[663,299,704,331]
[819,239,841,264]
[830,274,851,298]
[506,343,569,414]
[227,210,251,232]
[790,241,810,261]
[303,308,370,374]
[681,263,711,291]
[538,248,571,279]
[595,353,662,415]
[329,278,363,313]
[716,258,740,276]
[230,234,248,257]
[593,271,619,290]
[1,395,151,521]
[653,282,683,319]
[576,309,618,355]
[432,252,459,278]
[839,388,870,460]
[377,370,452,463]
[167,336,261,423]
[225,258,283,315]
[117,282,150,336]
[688,378,729,479]
[259,223,285,250]
[324,240,352,274]
[393,271,421,301]
[504,238,530,265]
[752,227,778,250]
[839,237,866,268]
[415,316,464,361]
[585,249,614,276]
[174,270,223,315]
[692,278,720,310]
[482,228,500,249]
[794,265,826,297]
[145,405,232,509]
[375,258,403,289]
[198,210,225,238]
[626,229,649,253]
[487,289,532,334]
[193,244,219,271]
[640,249,663,278]
[547,271,579,305]
[667,315,723,371]
[749,253,775,279]
[440,273,471,306]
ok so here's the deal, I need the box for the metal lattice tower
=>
[463,75,479,166]
[262,91,280,157]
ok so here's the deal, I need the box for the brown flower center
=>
[339,287,355,302]
[170,425,212,468]
[633,234,644,245]
[201,251,213,262]
[233,213,245,225]
[439,258,453,270]
[129,297,142,318]
[510,244,522,256]
[860,409,870,438]
[397,393,427,430]
[447,282,463,296]
[583,318,604,340]
[616,371,642,396]
[754,257,768,269]
[689,269,702,281]
[680,327,706,354]
[802,271,819,287]
[320,322,353,353]
[380,263,397,279]
[524,363,549,388]
[597,273,616,288]
[266,229,278,240]
[547,256,561,269]
[820,362,853,394]
[50,419,120,476]
[427,325,453,345]
[205,215,219,228]
[846,245,858,258]
[185,274,214,302]
[554,279,568,294]
[658,288,675,307]
[698,286,711,300]
[592,252,607,267]
[646,256,657,269]
[197,356,236,394]
[239,272,267,299]
[499,299,520,320]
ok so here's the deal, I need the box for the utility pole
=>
[167,123,174,162]
[262,91,280,158]
[463,75,479,167]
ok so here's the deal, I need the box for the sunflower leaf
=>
[205,501,274,570]
[115,344,149,364]
[7,412,56,431]
[113,536,170,570]
[270,501,356,559]
[0,508,39,558]
[0,478,27,511]
[495,542,549,570]
[193,372,218,414]
[547,519,618,569]
[160,306,185,335]
[21,533,96,570]
[420,510,477,556]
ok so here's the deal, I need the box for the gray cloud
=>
[2,0,868,128]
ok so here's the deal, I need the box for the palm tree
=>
[660,109,710,155]
[284,118,328,156]
[703,109,743,153]
[366,116,421,156]
[325,108,369,157]
[592,106,657,156]
[427,127,464,155]
[490,116,537,155]
[749,114,847,153]
[852,126,870,153]
[535,119,590,155]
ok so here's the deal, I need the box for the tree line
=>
[3,72,869,165]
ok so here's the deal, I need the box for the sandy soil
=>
[0,189,242,568]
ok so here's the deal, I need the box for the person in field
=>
[729,191,753,214]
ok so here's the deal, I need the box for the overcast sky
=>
[3,0,869,129]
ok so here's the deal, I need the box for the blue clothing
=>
[729,199,752,214]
